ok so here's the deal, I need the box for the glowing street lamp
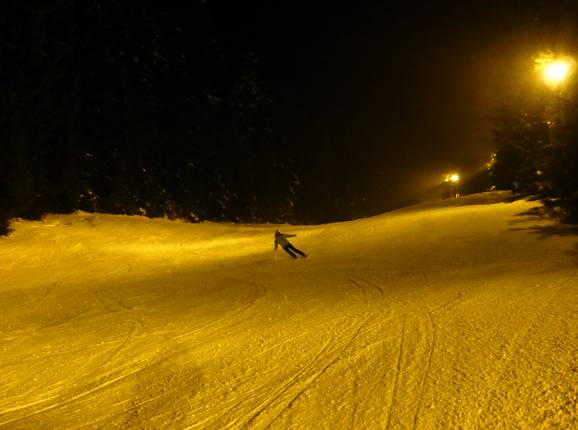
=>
[535,54,575,87]
[544,61,571,85]
[445,173,460,183]
[534,53,576,150]
[444,173,460,198]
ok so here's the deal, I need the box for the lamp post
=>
[534,54,574,125]
[533,53,575,194]
[444,173,460,198]
[535,54,575,124]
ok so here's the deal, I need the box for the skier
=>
[274,230,307,259]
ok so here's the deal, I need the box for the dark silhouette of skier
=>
[274,230,307,259]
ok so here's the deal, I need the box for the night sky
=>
[3,0,578,225]
[201,0,578,213]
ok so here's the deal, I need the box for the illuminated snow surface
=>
[1,193,577,429]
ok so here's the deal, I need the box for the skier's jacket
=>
[274,230,296,250]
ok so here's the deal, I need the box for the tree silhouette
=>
[0,1,297,234]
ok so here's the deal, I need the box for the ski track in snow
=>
[385,316,406,430]
[1,194,578,429]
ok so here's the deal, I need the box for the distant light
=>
[445,173,460,183]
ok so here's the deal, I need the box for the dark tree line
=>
[0,1,299,234]
[485,1,578,222]
[488,78,578,222]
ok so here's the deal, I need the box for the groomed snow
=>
[1,192,577,429]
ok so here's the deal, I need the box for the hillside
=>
[1,193,577,429]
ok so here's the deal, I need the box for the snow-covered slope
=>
[1,193,577,429]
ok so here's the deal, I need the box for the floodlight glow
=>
[445,173,460,183]
[535,54,575,86]
[544,61,571,85]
